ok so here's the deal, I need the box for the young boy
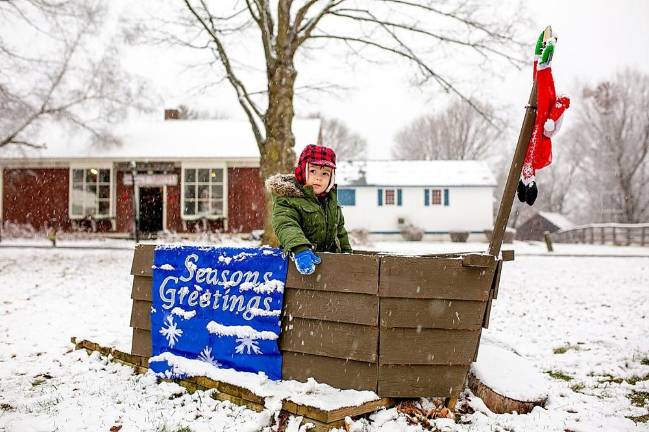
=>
[266,144,352,275]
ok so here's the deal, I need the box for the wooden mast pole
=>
[488,82,538,257]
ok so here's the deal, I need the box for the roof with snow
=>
[537,211,574,230]
[0,118,321,161]
[336,160,496,187]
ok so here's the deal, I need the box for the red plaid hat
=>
[294,144,337,185]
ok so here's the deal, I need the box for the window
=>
[70,168,112,218]
[338,188,356,206]
[182,168,224,218]
[378,188,402,206]
[425,188,449,206]
[431,189,442,205]
[385,189,395,205]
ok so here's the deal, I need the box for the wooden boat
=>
[128,55,539,404]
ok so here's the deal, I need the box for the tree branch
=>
[329,9,525,67]
[183,0,265,145]
[376,0,521,44]
[295,0,347,47]
[310,33,491,121]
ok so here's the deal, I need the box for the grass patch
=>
[627,374,649,385]
[641,358,649,366]
[627,413,649,424]
[598,374,649,385]
[546,370,573,382]
[31,378,46,387]
[570,383,585,393]
[598,375,624,384]
[628,391,649,408]
[552,344,581,354]
[157,426,193,432]
[1,403,14,411]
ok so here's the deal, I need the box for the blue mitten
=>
[294,250,321,275]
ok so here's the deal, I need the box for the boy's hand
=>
[294,250,321,275]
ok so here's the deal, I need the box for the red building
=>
[0,116,320,236]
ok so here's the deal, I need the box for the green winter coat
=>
[266,174,352,254]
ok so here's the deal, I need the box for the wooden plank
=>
[130,299,152,331]
[282,397,394,424]
[281,400,329,423]
[461,254,496,268]
[281,415,346,432]
[482,297,493,329]
[131,328,152,357]
[212,390,266,413]
[282,352,377,392]
[324,398,395,423]
[280,317,378,362]
[131,275,152,301]
[378,364,469,398]
[472,329,483,362]
[284,288,378,326]
[379,298,486,330]
[286,253,379,294]
[379,328,480,365]
[501,250,515,261]
[131,244,155,276]
[491,260,503,300]
[379,256,494,301]
[218,381,266,405]
[74,337,393,429]
[112,348,148,368]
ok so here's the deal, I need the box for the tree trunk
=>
[259,59,298,246]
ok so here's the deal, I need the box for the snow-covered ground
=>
[1,240,648,431]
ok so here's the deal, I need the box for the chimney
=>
[164,109,180,120]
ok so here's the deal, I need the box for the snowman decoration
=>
[518,27,571,206]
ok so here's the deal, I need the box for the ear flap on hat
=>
[326,169,335,193]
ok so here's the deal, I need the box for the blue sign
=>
[148,246,288,380]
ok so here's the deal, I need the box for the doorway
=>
[139,187,163,233]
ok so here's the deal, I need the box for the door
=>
[139,187,163,233]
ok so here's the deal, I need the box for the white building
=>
[336,160,496,240]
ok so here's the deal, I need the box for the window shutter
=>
[397,189,402,206]
[377,188,383,206]
[444,188,450,206]
[424,189,430,206]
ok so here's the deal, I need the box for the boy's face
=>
[306,164,333,195]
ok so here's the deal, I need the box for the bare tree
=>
[0,0,149,150]
[392,99,503,160]
[318,117,367,160]
[161,1,527,241]
[568,69,649,223]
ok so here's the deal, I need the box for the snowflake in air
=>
[160,315,183,348]
[235,336,262,355]
[197,346,221,368]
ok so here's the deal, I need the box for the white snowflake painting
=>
[235,336,263,355]
[159,315,183,348]
[197,346,222,368]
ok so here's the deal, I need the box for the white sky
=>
[119,0,649,159]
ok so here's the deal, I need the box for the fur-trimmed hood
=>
[265,174,305,198]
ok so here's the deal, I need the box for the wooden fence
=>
[551,223,649,246]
